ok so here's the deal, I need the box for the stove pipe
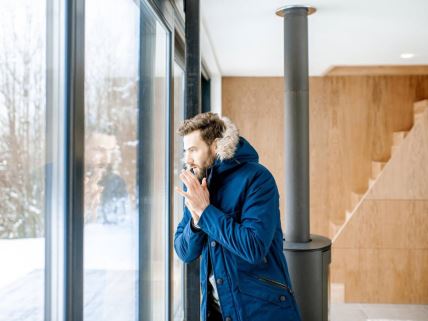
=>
[279,5,314,243]
[276,5,332,321]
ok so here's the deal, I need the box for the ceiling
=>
[200,0,428,76]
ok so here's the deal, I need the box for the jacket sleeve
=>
[174,206,207,263]
[196,170,279,264]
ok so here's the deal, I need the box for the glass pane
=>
[0,1,46,321]
[172,62,185,321]
[84,1,139,320]
[139,12,169,321]
[84,1,169,320]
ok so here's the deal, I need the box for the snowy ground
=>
[0,237,45,289]
[0,223,171,321]
[0,223,139,289]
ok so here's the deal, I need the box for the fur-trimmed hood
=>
[181,116,259,172]
[214,116,259,168]
[215,116,240,161]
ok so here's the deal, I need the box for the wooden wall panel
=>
[331,248,428,303]
[334,200,428,249]
[222,76,428,237]
[222,77,286,230]
[331,112,428,303]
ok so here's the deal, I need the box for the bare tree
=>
[0,2,45,238]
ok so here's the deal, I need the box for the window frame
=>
[63,1,175,321]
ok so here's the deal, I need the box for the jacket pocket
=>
[238,272,292,307]
[256,275,294,294]
[238,273,300,321]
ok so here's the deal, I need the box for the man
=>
[84,129,130,225]
[174,112,301,321]
[98,164,129,225]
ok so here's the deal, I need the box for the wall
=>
[332,108,428,302]
[222,75,428,238]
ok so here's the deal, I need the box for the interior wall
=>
[222,75,428,236]
[332,109,428,303]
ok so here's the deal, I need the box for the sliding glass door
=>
[83,1,170,320]
[0,1,173,320]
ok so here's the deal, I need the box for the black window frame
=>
[63,1,176,321]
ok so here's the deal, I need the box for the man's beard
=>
[190,152,216,182]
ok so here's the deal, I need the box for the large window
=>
[84,1,139,320]
[84,0,170,320]
[0,1,46,320]
[0,1,172,320]
[0,1,66,320]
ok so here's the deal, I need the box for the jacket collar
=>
[215,116,240,161]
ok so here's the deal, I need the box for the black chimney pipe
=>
[276,5,332,321]
[280,5,313,244]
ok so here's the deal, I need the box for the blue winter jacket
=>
[174,127,302,321]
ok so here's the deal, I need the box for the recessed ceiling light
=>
[400,53,415,59]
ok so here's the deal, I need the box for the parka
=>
[174,117,302,321]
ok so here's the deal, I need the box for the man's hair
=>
[177,112,226,146]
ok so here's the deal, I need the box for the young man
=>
[174,113,301,321]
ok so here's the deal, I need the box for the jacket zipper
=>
[256,275,294,295]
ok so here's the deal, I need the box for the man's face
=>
[86,132,118,170]
[183,130,216,180]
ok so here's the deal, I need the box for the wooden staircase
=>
[329,99,428,239]
[330,99,428,303]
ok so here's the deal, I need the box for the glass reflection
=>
[0,1,46,320]
[84,0,139,320]
[84,1,169,320]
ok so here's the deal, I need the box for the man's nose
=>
[185,153,193,165]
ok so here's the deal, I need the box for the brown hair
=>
[177,112,226,146]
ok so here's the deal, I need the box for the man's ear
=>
[211,138,219,153]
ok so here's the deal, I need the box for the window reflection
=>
[84,0,139,320]
[0,1,46,320]
[84,1,169,320]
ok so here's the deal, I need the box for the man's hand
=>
[175,169,210,225]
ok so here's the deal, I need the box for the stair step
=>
[413,100,428,125]
[371,161,386,179]
[368,178,376,188]
[413,99,428,115]
[350,192,363,211]
[392,131,408,146]
[345,210,353,221]
[331,283,345,303]
[391,145,399,155]
[414,112,425,124]
[329,221,343,239]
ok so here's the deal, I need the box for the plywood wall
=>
[222,76,428,237]
[332,109,428,303]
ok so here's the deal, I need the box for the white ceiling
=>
[201,0,428,76]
